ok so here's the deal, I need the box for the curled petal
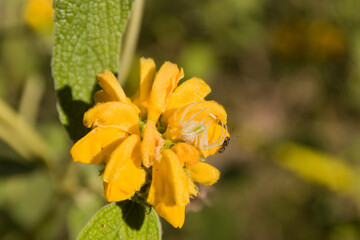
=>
[189,162,220,185]
[164,101,228,147]
[152,202,185,228]
[187,178,198,197]
[171,101,227,125]
[140,120,164,168]
[147,149,197,228]
[163,78,211,122]
[103,170,146,201]
[83,102,140,135]
[102,135,146,201]
[103,148,146,201]
[94,90,113,103]
[171,142,200,168]
[94,92,139,113]
[204,100,228,124]
[167,77,211,110]
[139,57,156,107]
[103,134,141,183]
[200,123,230,158]
[70,127,127,164]
[147,149,190,207]
[96,70,127,102]
[148,62,184,123]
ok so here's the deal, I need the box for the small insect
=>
[218,137,230,153]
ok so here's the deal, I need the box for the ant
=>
[218,136,230,153]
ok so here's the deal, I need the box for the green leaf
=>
[67,192,105,240]
[77,201,161,240]
[52,0,134,141]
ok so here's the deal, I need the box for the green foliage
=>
[67,191,105,240]
[52,0,134,141]
[77,201,161,240]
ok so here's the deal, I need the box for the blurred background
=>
[1,0,360,239]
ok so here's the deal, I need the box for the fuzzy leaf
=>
[77,201,161,240]
[52,0,134,141]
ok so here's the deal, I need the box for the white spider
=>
[172,102,227,151]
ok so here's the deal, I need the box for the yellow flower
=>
[23,0,54,34]
[71,71,145,201]
[70,57,230,228]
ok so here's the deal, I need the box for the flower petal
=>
[103,134,142,183]
[163,77,211,122]
[70,127,127,164]
[83,102,140,135]
[147,149,190,207]
[96,70,127,102]
[103,157,146,201]
[152,202,185,228]
[187,179,197,197]
[175,100,227,124]
[147,149,195,228]
[102,134,146,200]
[165,100,227,143]
[103,156,146,202]
[171,142,200,168]
[147,61,184,123]
[200,123,230,157]
[93,90,113,103]
[140,120,164,168]
[189,162,220,185]
[139,57,156,107]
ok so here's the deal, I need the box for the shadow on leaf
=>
[56,86,93,142]
[117,200,146,231]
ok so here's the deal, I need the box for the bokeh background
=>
[1,0,360,239]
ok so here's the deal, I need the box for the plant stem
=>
[118,0,145,84]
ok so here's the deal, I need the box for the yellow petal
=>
[152,202,185,228]
[96,70,127,102]
[147,62,184,123]
[164,100,227,144]
[103,135,146,201]
[140,120,164,168]
[163,77,211,122]
[70,127,127,164]
[83,102,140,135]
[103,148,146,201]
[189,162,220,185]
[173,100,227,124]
[187,177,198,198]
[200,123,230,158]
[139,57,156,107]
[103,180,132,202]
[171,142,200,168]
[103,134,141,183]
[147,149,190,207]
[147,149,194,228]
[93,90,112,103]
